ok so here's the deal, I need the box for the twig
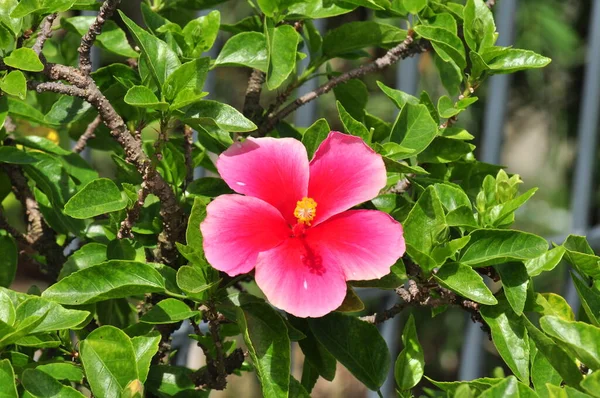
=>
[78,0,120,75]
[183,125,194,190]
[0,207,28,246]
[257,31,428,135]
[192,348,246,389]
[243,69,266,124]
[32,13,57,55]
[73,115,101,153]
[117,182,149,239]
[205,304,228,390]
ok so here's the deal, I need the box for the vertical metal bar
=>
[564,0,600,307]
[459,0,518,381]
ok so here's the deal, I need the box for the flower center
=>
[294,197,317,225]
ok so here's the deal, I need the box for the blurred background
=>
[4,0,600,396]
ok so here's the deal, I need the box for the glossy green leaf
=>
[80,326,138,398]
[186,197,206,249]
[302,118,330,158]
[0,290,15,325]
[563,236,600,279]
[163,58,210,102]
[404,0,426,13]
[238,301,290,398]
[21,368,85,398]
[42,261,165,305]
[267,24,300,90]
[0,236,17,288]
[394,314,424,390]
[333,79,368,120]
[0,71,26,99]
[540,316,600,370]
[145,365,202,396]
[64,178,127,219]
[323,21,406,58]
[131,332,160,383]
[3,48,43,72]
[581,370,600,397]
[532,293,575,322]
[463,0,496,51]
[414,25,466,69]
[176,265,218,301]
[187,177,232,197]
[182,100,257,132]
[58,242,107,280]
[496,262,529,315]
[62,16,137,58]
[289,316,336,382]
[531,345,561,397]
[45,96,93,125]
[478,376,537,398]
[426,377,505,395]
[546,385,591,398]
[523,317,583,387]
[309,312,390,390]
[0,147,39,165]
[377,81,419,110]
[525,246,566,277]
[434,53,463,96]
[287,0,355,18]
[215,32,268,71]
[417,136,474,163]
[119,11,181,88]
[337,101,370,143]
[0,359,17,398]
[572,274,600,327]
[15,297,89,333]
[460,229,548,267]
[11,0,75,17]
[390,103,438,159]
[485,188,538,227]
[434,262,497,305]
[483,48,551,74]
[182,11,220,57]
[480,301,530,382]
[36,362,83,383]
[7,97,47,125]
[124,86,168,110]
[432,183,472,211]
[141,298,198,324]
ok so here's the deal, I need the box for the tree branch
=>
[256,31,428,135]
[32,13,57,55]
[73,115,102,153]
[78,0,120,75]
[243,69,266,124]
[117,182,149,239]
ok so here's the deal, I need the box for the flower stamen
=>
[294,197,317,225]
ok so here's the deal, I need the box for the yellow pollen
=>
[294,197,317,225]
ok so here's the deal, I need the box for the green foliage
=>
[0,0,588,397]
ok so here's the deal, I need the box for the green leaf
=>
[0,235,17,288]
[460,229,548,267]
[0,359,17,398]
[302,119,330,158]
[336,101,370,143]
[377,81,419,110]
[485,188,538,227]
[523,317,583,387]
[572,274,600,327]
[238,301,290,398]
[36,362,83,383]
[141,298,198,324]
[540,316,600,370]
[414,25,466,69]
[80,326,138,398]
[434,262,497,305]
[7,97,47,125]
[15,297,89,333]
[480,300,530,382]
[176,265,218,301]
[62,16,138,58]
[426,377,505,395]
[581,370,600,397]
[563,235,600,279]
[215,32,268,71]
[182,11,220,57]
[187,197,206,249]
[390,103,438,159]
[336,286,365,312]
[403,186,446,272]
[131,332,160,383]
[45,96,93,125]
[146,365,201,397]
[21,368,85,398]
[163,58,209,102]
[463,0,496,51]
[187,177,232,197]
[309,312,390,390]
[532,293,575,322]
[525,246,565,277]
[496,262,529,315]
[546,385,590,398]
[266,24,300,90]
[3,48,44,72]
[124,86,169,110]
[0,71,26,99]
[417,136,474,163]
[432,183,472,211]
[323,21,406,58]
[437,95,460,118]
[182,100,257,132]
[59,242,107,280]
[483,48,551,74]
[394,314,424,390]
[42,261,166,305]
[434,54,463,96]
[119,11,181,88]
[287,0,356,18]
[64,178,127,219]
[289,317,336,382]
[478,376,537,398]
[0,290,15,325]
[531,346,561,397]
[404,0,426,13]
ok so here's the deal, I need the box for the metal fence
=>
[79,0,600,395]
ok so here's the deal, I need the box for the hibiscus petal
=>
[310,210,405,281]
[217,137,309,224]
[255,237,347,318]
[201,195,290,276]
[309,131,387,224]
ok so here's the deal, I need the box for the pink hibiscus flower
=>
[200,131,406,317]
